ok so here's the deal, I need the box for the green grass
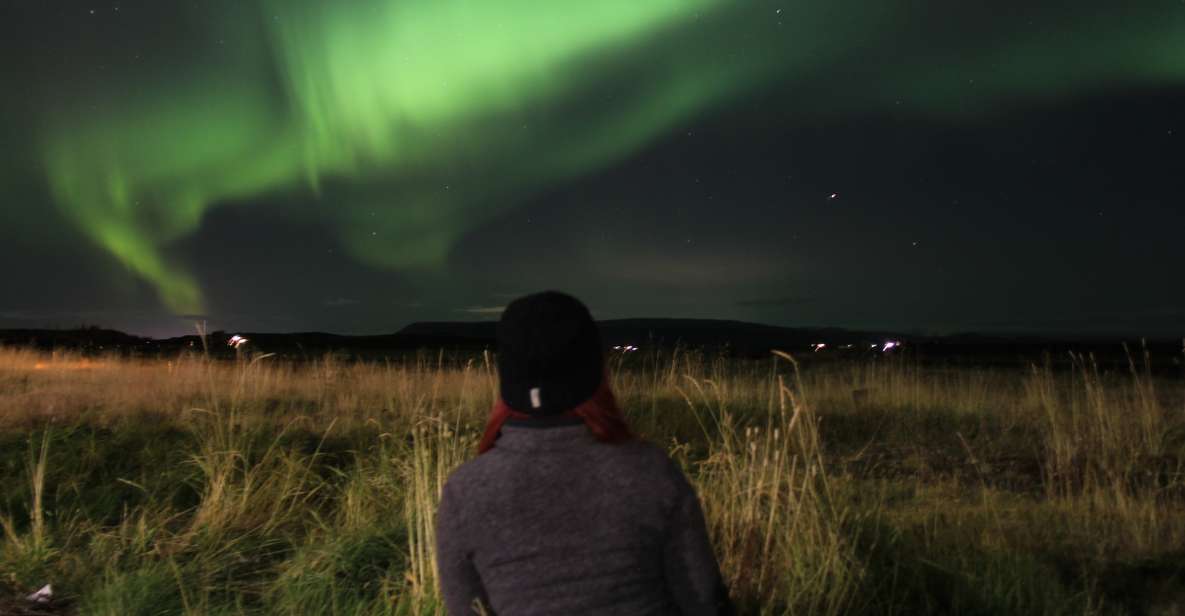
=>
[1,345,1183,614]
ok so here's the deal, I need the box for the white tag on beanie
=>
[530,387,542,409]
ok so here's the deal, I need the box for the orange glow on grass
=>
[31,359,109,371]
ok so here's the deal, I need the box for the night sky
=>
[2,1,1183,338]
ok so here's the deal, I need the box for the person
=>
[435,290,735,615]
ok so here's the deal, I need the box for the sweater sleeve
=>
[662,461,736,616]
[435,481,493,615]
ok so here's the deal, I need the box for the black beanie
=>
[496,291,605,415]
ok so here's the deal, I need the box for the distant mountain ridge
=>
[396,318,901,351]
[1,318,909,356]
[1,318,1179,366]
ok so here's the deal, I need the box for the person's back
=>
[437,422,727,615]
[435,291,732,615]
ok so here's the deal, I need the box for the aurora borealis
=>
[3,1,1184,337]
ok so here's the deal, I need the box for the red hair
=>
[478,373,633,454]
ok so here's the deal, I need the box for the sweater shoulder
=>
[619,438,681,475]
[440,450,495,493]
[442,438,682,492]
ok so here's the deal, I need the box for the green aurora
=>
[23,1,1185,314]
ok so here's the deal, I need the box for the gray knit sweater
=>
[435,423,732,615]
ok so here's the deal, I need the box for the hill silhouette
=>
[1,319,1179,369]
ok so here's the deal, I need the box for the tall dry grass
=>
[1,343,1183,614]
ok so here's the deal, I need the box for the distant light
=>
[812,343,826,352]
[828,193,838,200]
[228,335,249,349]
[882,341,900,352]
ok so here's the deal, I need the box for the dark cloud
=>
[735,296,816,308]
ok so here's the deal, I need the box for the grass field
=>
[1,343,1184,615]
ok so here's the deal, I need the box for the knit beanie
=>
[496,291,605,416]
